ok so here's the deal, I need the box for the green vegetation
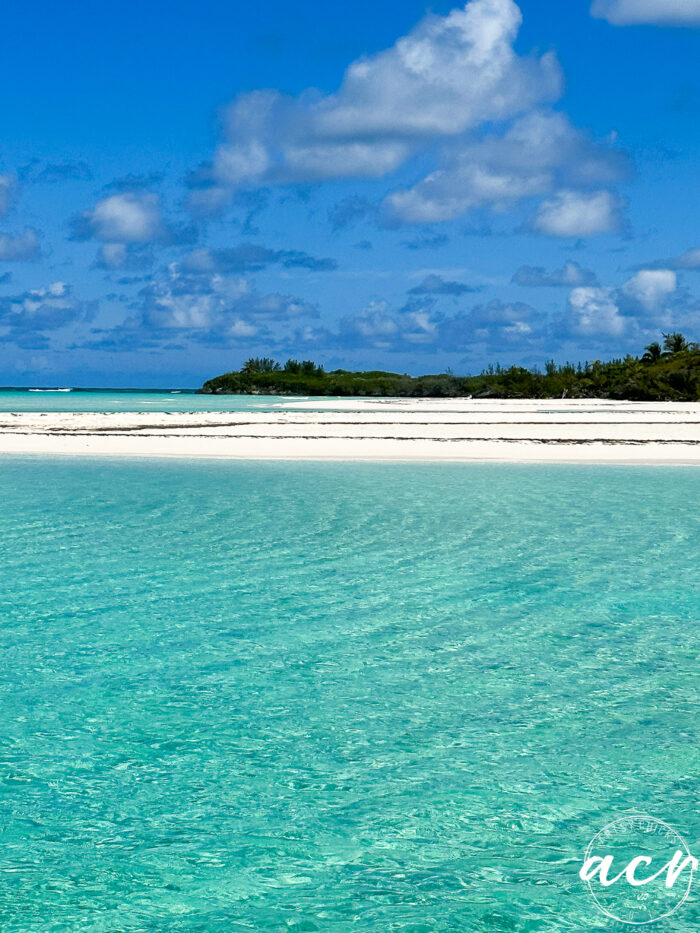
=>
[199,334,700,400]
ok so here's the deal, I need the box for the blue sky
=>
[0,0,699,386]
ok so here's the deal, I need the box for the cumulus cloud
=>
[512,261,597,287]
[0,175,16,216]
[567,286,628,337]
[189,0,625,234]
[409,274,478,295]
[73,193,165,243]
[340,299,445,349]
[188,0,610,224]
[592,0,700,26]
[0,281,96,345]
[338,294,546,354]
[72,192,195,255]
[0,228,42,262]
[447,299,543,347]
[133,263,318,346]
[383,111,626,224]
[340,301,400,347]
[621,269,677,310]
[565,268,679,339]
[201,0,559,195]
[531,190,623,237]
[299,265,691,356]
[315,0,557,138]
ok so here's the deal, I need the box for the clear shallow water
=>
[0,390,350,414]
[1,459,699,932]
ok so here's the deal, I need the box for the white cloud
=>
[0,281,95,337]
[191,0,626,233]
[566,268,680,340]
[208,0,560,192]
[283,142,410,182]
[622,269,677,311]
[190,0,631,224]
[338,295,547,353]
[341,301,399,344]
[383,111,625,224]
[311,0,558,137]
[229,319,258,338]
[142,268,250,330]
[531,190,622,237]
[402,307,441,343]
[77,193,163,243]
[137,263,318,344]
[74,192,195,257]
[568,286,627,337]
[0,175,16,216]
[592,0,700,26]
[339,297,451,349]
[0,227,41,262]
[454,299,542,345]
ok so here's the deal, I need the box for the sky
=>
[0,0,699,387]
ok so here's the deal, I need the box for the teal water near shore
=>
[0,389,314,414]
[1,459,699,931]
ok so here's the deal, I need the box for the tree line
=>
[200,334,700,400]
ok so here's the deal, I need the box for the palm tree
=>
[642,341,662,362]
[662,333,689,355]
[242,357,281,374]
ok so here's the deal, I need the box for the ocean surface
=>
[0,390,315,414]
[1,458,699,931]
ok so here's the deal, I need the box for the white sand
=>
[2,398,700,462]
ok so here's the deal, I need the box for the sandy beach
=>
[2,398,700,462]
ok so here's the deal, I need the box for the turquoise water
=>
[0,390,349,414]
[1,459,699,931]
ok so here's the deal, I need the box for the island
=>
[199,334,700,401]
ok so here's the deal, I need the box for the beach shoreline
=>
[2,398,700,463]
